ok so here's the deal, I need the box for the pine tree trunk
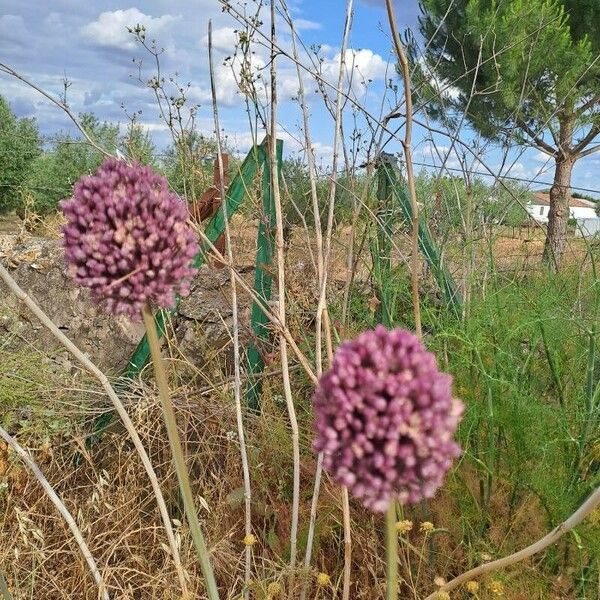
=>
[543,115,575,272]
[543,157,574,271]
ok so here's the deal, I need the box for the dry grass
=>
[0,339,574,599]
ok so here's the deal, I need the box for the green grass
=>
[333,263,600,595]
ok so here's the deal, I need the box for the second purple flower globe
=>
[61,158,199,319]
[313,326,463,512]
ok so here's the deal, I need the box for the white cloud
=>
[321,48,388,88]
[190,49,270,107]
[204,26,237,53]
[533,149,553,162]
[0,14,28,44]
[294,18,322,31]
[81,8,178,51]
[416,56,460,102]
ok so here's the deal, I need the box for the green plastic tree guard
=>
[90,139,271,439]
[122,140,268,380]
[371,156,395,327]
[245,139,282,411]
[377,158,462,320]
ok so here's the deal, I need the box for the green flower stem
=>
[386,502,399,600]
[142,303,220,600]
[0,571,14,600]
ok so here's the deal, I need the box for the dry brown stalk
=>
[269,0,301,581]
[0,262,188,595]
[385,0,422,339]
[0,425,109,600]
[424,484,600,598]
[208,19,254,599]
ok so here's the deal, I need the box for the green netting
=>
[91,138,276,439]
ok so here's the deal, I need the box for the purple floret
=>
[60,158,199,319]
[312,326,463,512]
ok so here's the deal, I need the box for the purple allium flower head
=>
[60,158,198,319]
[312,326,463,512]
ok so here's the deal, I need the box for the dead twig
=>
[385,0,422,338]
[0,425,109,600]
[424,484,600,598]
[0,262,188,596]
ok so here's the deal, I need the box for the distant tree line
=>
[0,93,531,231]
[0,94,220,217]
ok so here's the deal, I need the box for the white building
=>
[575,218,600,238]
[526,192,598,223]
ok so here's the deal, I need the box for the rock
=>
[0,238,145,373]
[0,238,256,375]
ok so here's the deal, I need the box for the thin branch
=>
[269,0,301,579]
[515,118,557,157]
[386,0,422,338]
[579,143,600,159]
[576,92,600,117]
[0,62,114,159]
[208,19,253,599]
[280,3,330,592]
[0,262,188,596]
[424,484,600,599]
[0,426,109,600]
[572,124,600,156]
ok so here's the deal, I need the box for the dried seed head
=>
[395,519,413,534]
[420,521,435,534]
[267,581,282,596]
[487,580,504,595]
[465,581,479,594]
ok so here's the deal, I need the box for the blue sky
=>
[1,0,598,196]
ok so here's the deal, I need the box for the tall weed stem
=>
[385,502,399,600]
[142,302,220,600]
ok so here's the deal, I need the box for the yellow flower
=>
[267,581,282,596]
[432,592,450,600]
[465,580,479,594]
[243,534,257,547]
[316,572,331,587]
[396,519,413,534]
[419,521,435,533]
[487,580,503,595]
